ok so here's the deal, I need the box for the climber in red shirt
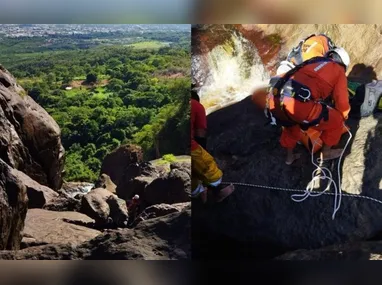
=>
[191,87,234,203]
[267,47,351,165]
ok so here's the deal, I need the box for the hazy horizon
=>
[1,0,192,23]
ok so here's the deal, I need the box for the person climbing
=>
[126,194,140,224]
[277,33,336,75]
[267,47,351,165]
[191,86,234,203]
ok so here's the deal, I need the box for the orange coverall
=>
[269,60,351,149]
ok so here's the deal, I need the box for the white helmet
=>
[276,60,295,75]
[326,47,350,70]
[133,194,139,200]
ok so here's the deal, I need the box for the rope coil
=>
[221,124,382,219]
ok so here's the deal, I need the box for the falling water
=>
[193,30,270,115]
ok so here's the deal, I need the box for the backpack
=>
[348,80,382,118]
[287,33,336,66]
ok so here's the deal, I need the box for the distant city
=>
[0,24,190,38]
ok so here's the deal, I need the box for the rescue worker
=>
[191,88,234,203]
[267,47,351,165]
[277,33,336,75]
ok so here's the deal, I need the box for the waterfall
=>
[193,30,270,115]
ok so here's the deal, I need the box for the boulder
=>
[193,96,382,259]
[43,193,82,212]
[100,144,143,188]
[0,66,64,190]
[0,159,28,250]
[100,144,168,201]
[10,168,58,208]
[94,173,117,194]
[22,209,101,245]
[0,205,191,260]
[115,162,160,201]
[132,202,190,227]
[80,188,128,227]
[143,165,191,207]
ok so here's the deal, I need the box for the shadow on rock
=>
[192,89,382,260]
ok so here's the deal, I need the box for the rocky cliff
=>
[0,65,191,259]
[0,65,64,190]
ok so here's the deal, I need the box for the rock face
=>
[276,241,382,260]
[22,209,101,246]
[0,205,191,260]
[10,168,58,208]
[0,66,64,190]
[0,159,28,250]
[80,188,129,227]
[193,96,382,259]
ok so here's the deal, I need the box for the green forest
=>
[0,31,190,182]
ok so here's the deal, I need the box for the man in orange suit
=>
[268,47,351,165]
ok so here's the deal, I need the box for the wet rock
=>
[61,182,93,198]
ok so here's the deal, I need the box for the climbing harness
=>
[266,57,334,130]
[221,124,382,220]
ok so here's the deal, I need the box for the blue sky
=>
[1,0,193,23]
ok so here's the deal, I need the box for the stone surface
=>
[22,209,101,245]
[0,205,191,260]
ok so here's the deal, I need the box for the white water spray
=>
[193,31,270,115]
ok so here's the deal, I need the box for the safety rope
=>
[221,123,382,220]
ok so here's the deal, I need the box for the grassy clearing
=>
[91,86,112,99]
[64,88,80,97]
[152,155,190,166]
[128,41,168,49]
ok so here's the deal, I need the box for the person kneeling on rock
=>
[266,48,351,165]
[191,87,234,203]
[126,194,140,224]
